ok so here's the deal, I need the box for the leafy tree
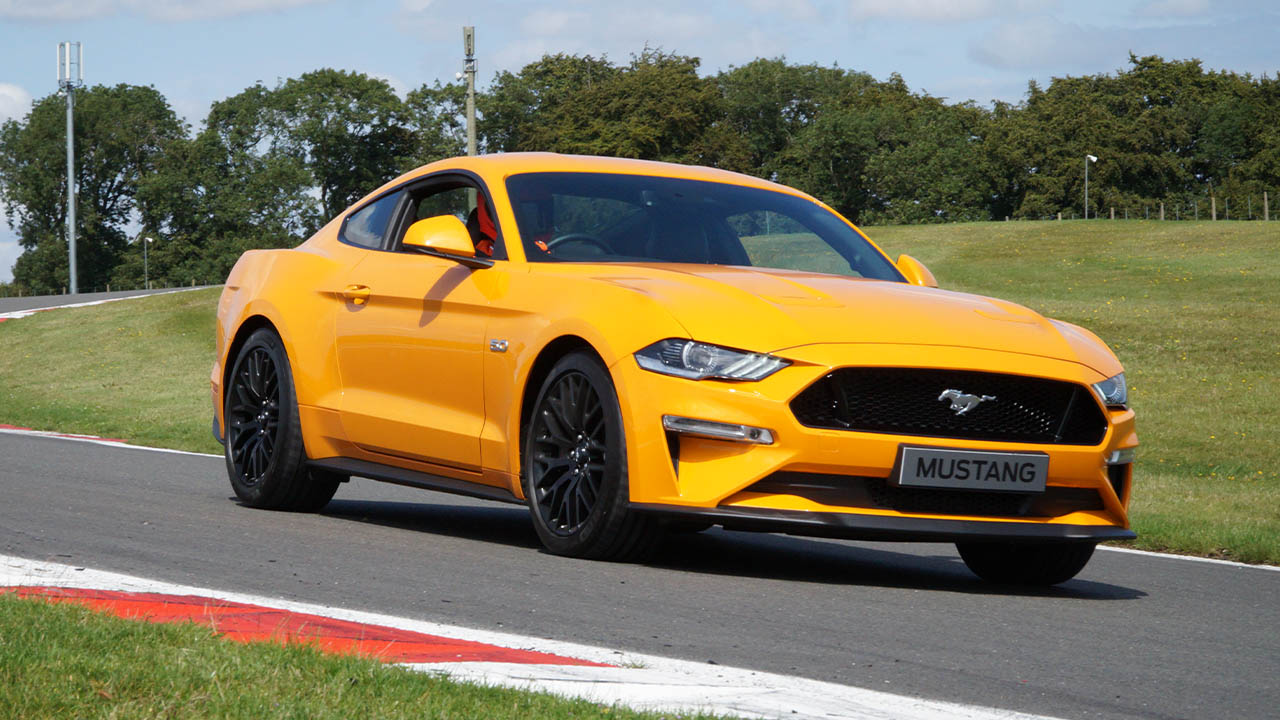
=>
[405,81,469,163]
[717,58,860,177]
[270,69,417,218]
[0,84,182,294]
[480,53,619,153]
[125,87,321,289]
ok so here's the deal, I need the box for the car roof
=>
[395,152,802,196]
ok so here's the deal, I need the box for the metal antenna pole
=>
[58,42,83,294]
[464,26,477,157]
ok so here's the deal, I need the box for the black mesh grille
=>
[744,472,1103,518]
[790,368,1107,445]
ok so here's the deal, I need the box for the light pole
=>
[1084,154,1098,219]
[58,41,83,294]
[143,236,153,289]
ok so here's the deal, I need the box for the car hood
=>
[588,263,1121,376]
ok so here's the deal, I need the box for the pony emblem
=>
[938,389,996,416]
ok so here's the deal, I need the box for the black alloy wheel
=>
[530,368,607,535]
[523,351,660,560]
[224,328,341,511]
[227,345,281,488]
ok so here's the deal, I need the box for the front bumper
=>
[633,503,1135,543]
[610,342,1137,541]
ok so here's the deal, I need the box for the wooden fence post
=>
[1265,191,1270,222]
[1160,202,1165,221]
[1212,196,1217,221]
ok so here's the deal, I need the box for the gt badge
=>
[938,389,996,416]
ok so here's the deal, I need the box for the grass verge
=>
[0,288,222,454]
[0,593,715,720]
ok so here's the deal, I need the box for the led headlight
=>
[1092,372,1127,408]
[634,339,789,381]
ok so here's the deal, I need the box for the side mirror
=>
[895,254,937,288]
[402,215,494,269]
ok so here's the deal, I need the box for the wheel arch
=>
[518,335,606,442]
[222,314,283,399]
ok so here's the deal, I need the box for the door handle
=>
[342,284,371,306]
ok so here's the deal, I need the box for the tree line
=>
[1,51,1276,295]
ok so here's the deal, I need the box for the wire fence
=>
[1086,190,1276,222]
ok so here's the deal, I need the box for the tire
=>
[956,541,1097,586]
[522,351,661,561]
[223,328,340,512]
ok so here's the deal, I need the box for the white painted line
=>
[1097,544,1280,572]
[0,286,211,321]
[0,554,1062,720]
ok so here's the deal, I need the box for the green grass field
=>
[0,219,1275,563]
[0,593,715,720]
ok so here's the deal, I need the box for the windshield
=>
[505,172,904,281]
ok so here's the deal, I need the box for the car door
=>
[333,178,498,472]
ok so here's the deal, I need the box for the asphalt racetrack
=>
[2,431,1276,720]
[0,287,206,314]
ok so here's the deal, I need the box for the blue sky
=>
[1,0,1276,283]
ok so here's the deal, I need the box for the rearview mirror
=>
[895,254,937,288]
[402,215,493,269]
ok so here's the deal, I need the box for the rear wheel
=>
[522,351,660,560]
[224,328,340,511]
[956,541,1096,586]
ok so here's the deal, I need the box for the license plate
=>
[893,446,1048,493]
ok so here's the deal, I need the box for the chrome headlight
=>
[1092,372,1127,408]
[634,339,789,381]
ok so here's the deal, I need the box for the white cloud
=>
[847,0,1057,23]
[0,201,20,284]
[520,9,587,35]
[0,0,328,22]
[369,72,410,99]
[1133,0,1210,17]
[744,0,819,21]
[969,17,1114,70]
[0,83,33,125]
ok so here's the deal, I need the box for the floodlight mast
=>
[58,42,84,294]
[1084,154,1098,220]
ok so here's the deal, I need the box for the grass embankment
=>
[0,288,222,453]
[0,220,1275,562]
[867,220,1278,563]
[0,593,710,720]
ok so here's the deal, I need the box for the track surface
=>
[0,287,206,314]
[2,432,1275,720]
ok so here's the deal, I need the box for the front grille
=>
[744,472,1103,518]
[790,368,1107,445]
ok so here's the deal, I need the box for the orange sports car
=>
[212,153,1136,585]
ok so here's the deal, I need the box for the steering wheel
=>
[545,233,613,253]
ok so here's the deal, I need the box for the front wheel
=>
[956,541,1097,586]
[522,351,660,561]
[224,328,340,512]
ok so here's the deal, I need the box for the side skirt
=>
[308,457,525,506]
